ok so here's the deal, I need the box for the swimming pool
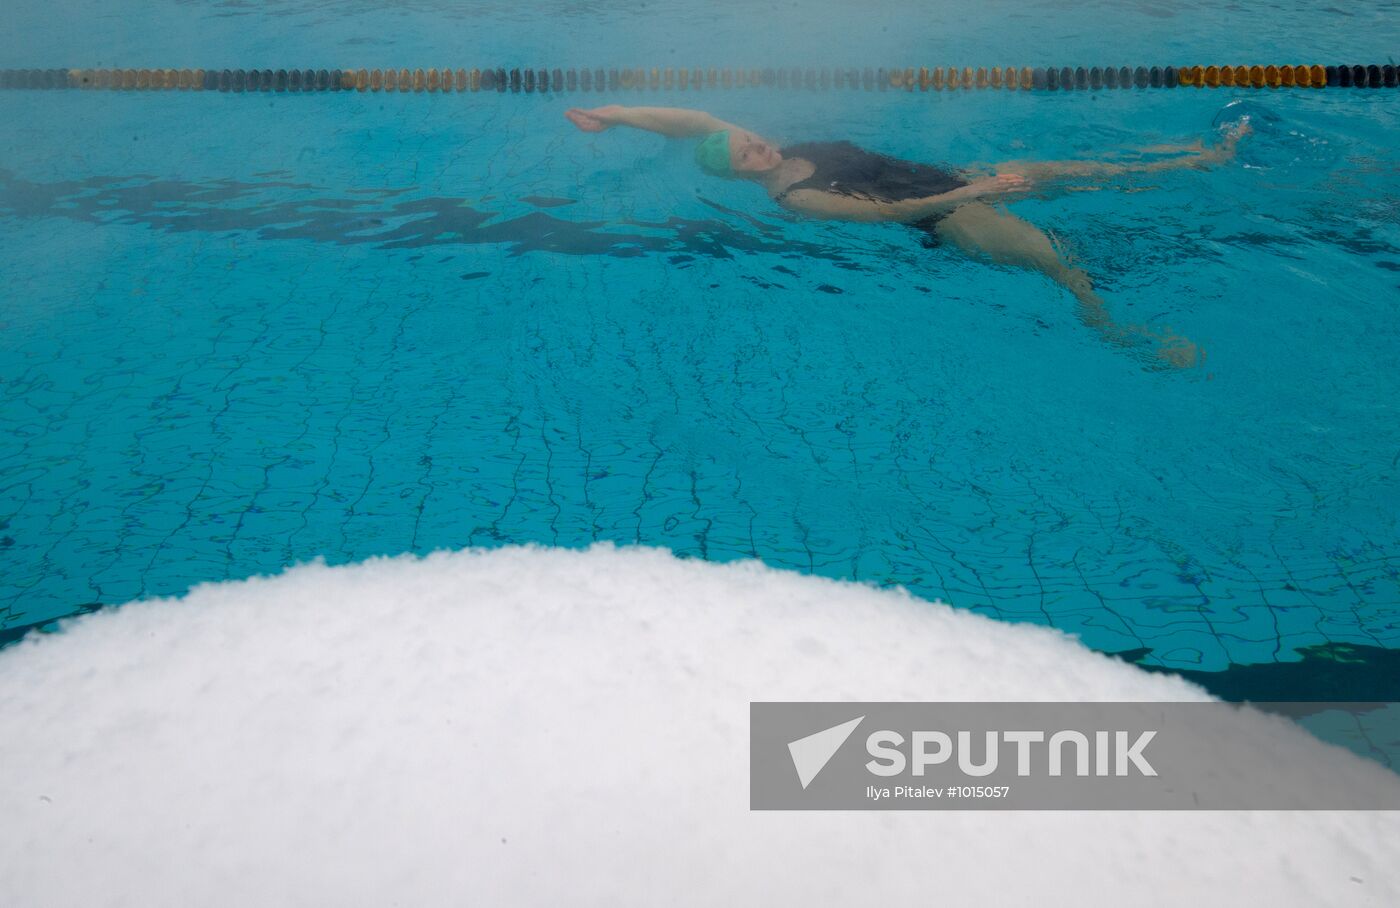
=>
[2,0,1398,700]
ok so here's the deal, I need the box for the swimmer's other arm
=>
[564,105,741,137]
[780,174,1030,223]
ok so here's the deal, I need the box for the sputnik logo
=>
[787,716,864,789]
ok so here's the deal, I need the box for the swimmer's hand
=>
[960,173,1031,199]
[565,106,625,132]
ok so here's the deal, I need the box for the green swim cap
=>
[694,130,732,176]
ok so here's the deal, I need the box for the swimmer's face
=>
[729,130,782,172]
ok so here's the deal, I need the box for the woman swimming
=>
[565,104,1249,368]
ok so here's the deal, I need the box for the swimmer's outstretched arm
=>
[564,105,743,137]
[780,174,1030,223]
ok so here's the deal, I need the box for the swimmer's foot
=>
[1153,329,1203,370]
[1083,307,1203,370]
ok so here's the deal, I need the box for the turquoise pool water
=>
[1,1,1398,694]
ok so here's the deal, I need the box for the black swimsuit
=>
[774,140,968,245]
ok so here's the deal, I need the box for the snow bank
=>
[1,544,1395,906]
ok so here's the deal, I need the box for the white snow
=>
[1,544,1396,907]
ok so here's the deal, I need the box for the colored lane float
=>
[1,65,1398,92]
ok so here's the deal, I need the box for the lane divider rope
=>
[1,65,1397,92]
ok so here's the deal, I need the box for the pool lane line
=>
[1,65,1397,92]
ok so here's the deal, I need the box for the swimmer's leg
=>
[934,202,1200,368]
[994,122,1250,184]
